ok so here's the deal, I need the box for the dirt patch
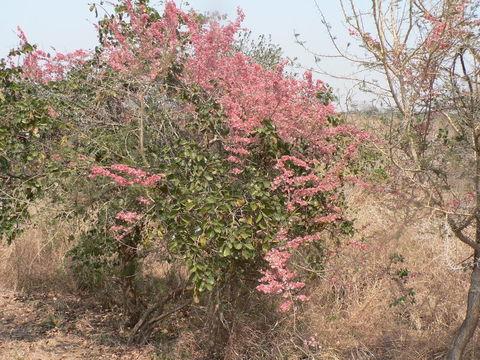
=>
[0,289,157,360]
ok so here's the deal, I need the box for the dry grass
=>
[296,189,478,359]
[0,200,88,293]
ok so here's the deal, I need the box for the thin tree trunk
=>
[446,263,480,359]
[128,287,189,345]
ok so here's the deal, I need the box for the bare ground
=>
[0,289,158,360]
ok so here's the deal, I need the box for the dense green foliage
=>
[0,46,60,242]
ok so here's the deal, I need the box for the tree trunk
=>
[446,255,480,359]
[447,172,480,360]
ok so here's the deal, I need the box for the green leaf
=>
[0,157,9,173]
[245,242,254,250]
[222,247,231,257]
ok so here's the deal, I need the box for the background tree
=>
[316,0,480,357]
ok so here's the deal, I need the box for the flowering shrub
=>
[89,164,165,187]
[82,0,369,311]
[13,27,90,83]
[10,0,369,315]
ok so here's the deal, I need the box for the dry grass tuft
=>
[0,200,89,293]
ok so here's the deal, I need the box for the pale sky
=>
[0,0,374,108]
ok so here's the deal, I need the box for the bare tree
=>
[314,0,480,358]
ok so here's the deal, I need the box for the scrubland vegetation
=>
[1,1,480,359]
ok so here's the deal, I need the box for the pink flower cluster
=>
[136,196,153,205]
[87,164,161,241]
[412,0,477,96]
[88,164,165,187]
[303,334,320,348]
[108,211,142,241]
[256,248,310,312]
[115,210,142,223]
[101,1,192,81]
[349,239,368,250]
[109,224,134,241]
[13,27,90,83]
[99,1,367,174]
[423,1,471,50]
[257,232,328,311]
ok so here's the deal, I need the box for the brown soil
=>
[0,289,157,360]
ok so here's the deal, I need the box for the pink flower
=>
[109,224,134,241]
[140,173,165,186]
[350,239,368,250]
[115,211,141,223]
[303,334,320,348]
[14,27,90,83]
[230,168,244,175]
[278,300,293,312]
[109,225,125,232]
[88,165,165,187]
[137,196,153,205]
[226,155,243,164]
[46,105,59,117]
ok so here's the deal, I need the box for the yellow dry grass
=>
[0,200,87,293]
[299,189,477,359]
